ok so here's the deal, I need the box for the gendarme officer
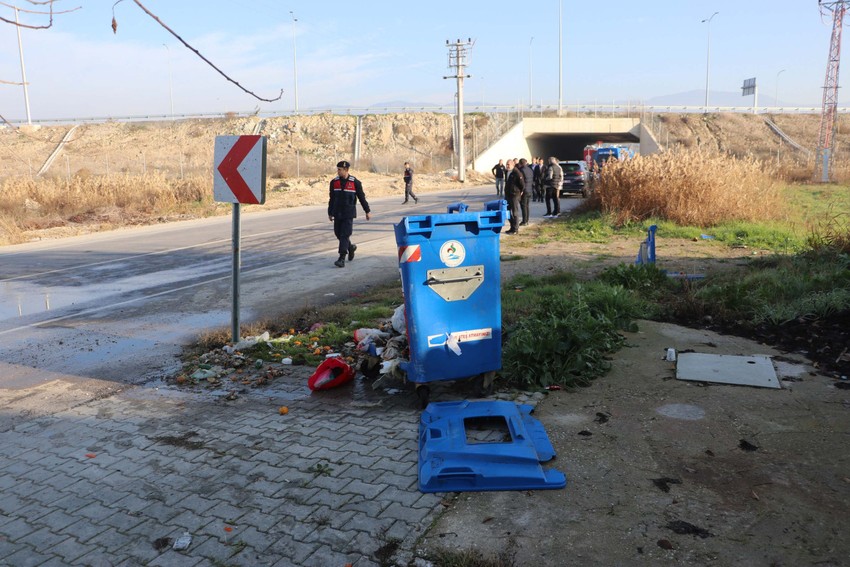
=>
[328,160,371,268]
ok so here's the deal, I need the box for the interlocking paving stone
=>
[0,372,534,566]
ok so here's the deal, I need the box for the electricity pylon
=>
[815,1,849,182]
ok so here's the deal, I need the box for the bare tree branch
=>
[0,0,79,29]
[112,0,283,103]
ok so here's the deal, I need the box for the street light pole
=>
[15,8,32,125]
[775,69,786,108]
[290,11,299,113]
[701,11,719,113]
[163,44,174,120]
[529,37,534,112]
[558,0,563,115]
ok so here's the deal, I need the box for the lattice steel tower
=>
[815,1,849,182]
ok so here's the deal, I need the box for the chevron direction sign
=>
[214,135,267,204]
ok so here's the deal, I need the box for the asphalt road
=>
[2,187,561,417]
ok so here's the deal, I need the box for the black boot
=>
[334,255,345,268]
[348,244,357,261]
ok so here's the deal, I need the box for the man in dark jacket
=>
[328,160,371,267]
[491,159,506,197]
[544,156,563,218]
[518,158,534,226]
[504,159,524,234]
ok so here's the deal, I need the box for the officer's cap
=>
[336,160,351,169]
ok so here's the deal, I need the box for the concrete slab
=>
[676,352,781,389]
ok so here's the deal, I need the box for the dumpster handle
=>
[425,271,482,285]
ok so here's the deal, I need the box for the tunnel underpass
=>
[473,117,659,173]
[526,132,639,161]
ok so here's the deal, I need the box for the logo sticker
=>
[439,240,465,267]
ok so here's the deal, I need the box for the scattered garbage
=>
[224,331,270,354]
[308,358,355,391]
[172,532,192,551]
[391,304,406,334]
[665,348,677,362]
[739,439,759,452]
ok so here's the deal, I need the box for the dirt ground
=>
[415,318,850,567]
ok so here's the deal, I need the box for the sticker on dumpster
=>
[398,245,422,263]
[427,328,492,348]
[439,240,465,267]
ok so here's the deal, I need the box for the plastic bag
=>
[353,328,389,343]
[391,305,406,335]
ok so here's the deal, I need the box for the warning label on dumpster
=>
[428,328,492,347]
[398,245,421,263]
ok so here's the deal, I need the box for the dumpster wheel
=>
[473,371,496,398]
[415,385,431,409]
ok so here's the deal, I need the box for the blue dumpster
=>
[394,203,506,387]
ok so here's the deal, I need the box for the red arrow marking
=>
[217,135,261,204]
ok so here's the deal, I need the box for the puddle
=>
[0,259,229,321]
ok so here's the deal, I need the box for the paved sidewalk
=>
[0,371,539,566]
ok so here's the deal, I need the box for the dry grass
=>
[592,147,782,226]
[0,167,480,245]
[0,172,216,243]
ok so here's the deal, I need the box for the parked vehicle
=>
[558,160,590,198]
[592,145,635,166]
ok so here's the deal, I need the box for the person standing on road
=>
[504,159,524,234]
[532,157,543,202]
[543,156,562,218]
[492,159,506,197]
[402,161,418,204]
[518,158,534,226]
[328,160,371,268]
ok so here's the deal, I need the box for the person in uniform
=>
[328,160,371,267]
[402,161,418,204]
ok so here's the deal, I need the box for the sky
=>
[0,0,844,122]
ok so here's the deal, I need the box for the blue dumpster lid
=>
[418,400,567,492]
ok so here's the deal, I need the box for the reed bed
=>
[593,148,783,227]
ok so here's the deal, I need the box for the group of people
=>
[326,155,567,268]
[492,157,563,234]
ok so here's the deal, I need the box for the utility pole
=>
[290,11,299,113]
[558,0,563,115]
[529,37,534,112]
[815,1,848,182]
[15,8,32,125]
[444,38,473,182]
[701,12,719,114]
[163,44,174,120]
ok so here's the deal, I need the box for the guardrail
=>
[4,104,846,127]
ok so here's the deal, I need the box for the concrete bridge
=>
[472,117,661,172]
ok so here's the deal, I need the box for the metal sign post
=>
[231,203,241,342]
[213,135,267,343]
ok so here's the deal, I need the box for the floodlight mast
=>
[443,38,474,182]
[815,0,849,182]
